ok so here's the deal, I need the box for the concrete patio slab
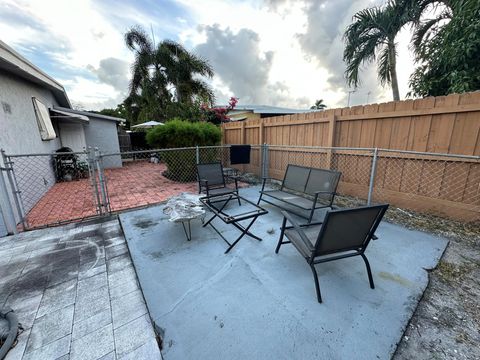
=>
[119,186,449,360]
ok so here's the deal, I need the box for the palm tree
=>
[404,0,454,56]
[158,40,214,104]
[343,1,411,101]
[124,26,215,121]
[310,99,327,110]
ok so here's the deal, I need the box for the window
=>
[32,97,56,140]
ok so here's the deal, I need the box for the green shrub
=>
[146,119,222,181]
[146,119,221,148]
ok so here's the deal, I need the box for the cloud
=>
[87,57,130,93]
[295,0,388,105]
[195,25,271,103]
[195,24,295,106]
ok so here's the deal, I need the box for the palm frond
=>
[377,46,392,85]
[125,25,153,54]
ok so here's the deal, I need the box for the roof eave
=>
[0,40,71,108]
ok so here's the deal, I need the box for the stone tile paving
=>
[0,216,161,360]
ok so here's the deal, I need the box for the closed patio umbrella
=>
[131,121,164,129]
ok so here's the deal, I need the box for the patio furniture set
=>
[165,162,389,303]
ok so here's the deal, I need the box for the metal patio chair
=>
[197,162,241,205]
[276,204,389,303]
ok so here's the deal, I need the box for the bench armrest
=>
[314,190,332,194]
[313,191,336,207]
[260,176,273,191]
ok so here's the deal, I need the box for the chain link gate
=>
[0,148,104,230]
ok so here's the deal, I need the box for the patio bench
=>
[257,164,341,222]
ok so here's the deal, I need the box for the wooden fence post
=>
[326,114,336,169]
[259,122,264,145]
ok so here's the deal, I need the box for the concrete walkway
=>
[120,186,449,360]
[0,217,161,360]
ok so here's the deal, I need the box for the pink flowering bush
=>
[200,96,238,124]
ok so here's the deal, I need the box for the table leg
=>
[203,195,233,228]
[230,221,262,241]
[181,220,192,241]
[224,215,260,254]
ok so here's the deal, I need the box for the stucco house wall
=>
[84,117,122,168]
[0,69,61,225]
[0,69,62,154]
[0,41,124,235]
[0,209,6,237]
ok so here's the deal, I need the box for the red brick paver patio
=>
[26,162,200,228]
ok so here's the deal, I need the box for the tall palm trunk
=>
[388,42,400,101]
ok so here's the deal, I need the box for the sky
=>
[0,0,417,110]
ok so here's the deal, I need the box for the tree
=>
[310,99,327,110]
[404,0,454,55]
[124,26,215,123]
[407,0,480,96]
[343,1,411,101]
[200,97,238,124]
[96,103,128,119]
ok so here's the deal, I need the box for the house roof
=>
[0,40,71,108]
[54,106,125,122]
[226,105,311,115]
[50,108,90,124]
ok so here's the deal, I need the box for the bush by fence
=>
[146,119,222,181]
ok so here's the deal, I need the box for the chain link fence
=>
[99,146,262,213]
[1,149,102,230]
[1,145,478,231]
[372,149,480,222]
[264,145,479,222]
[266,145,374,206]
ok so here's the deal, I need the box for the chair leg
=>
[236,192,241,206]
[360,253,375,289]
[308,208,315,223]
[275,217,287,254]
[256,193,262,205]
[309,264,322,303]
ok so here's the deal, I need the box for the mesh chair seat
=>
[207,187,237,197]
[261,190,313,210]
[284,225,321,258]
[261,190,332,210]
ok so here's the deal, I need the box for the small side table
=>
[163,193,205,241]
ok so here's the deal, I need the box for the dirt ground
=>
[386,210,480,360]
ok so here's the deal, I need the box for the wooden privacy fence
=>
[222,93,480,222]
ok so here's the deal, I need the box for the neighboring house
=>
[0,40,124,235]
[227,105,311,122]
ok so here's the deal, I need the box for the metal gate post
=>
[0,152,18,234]
[1,149,28,229]
[95,149,110,214]
[196,146,200,165]
[87,147,103,216]
[367,148,378,205]
[261,144,269,179]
